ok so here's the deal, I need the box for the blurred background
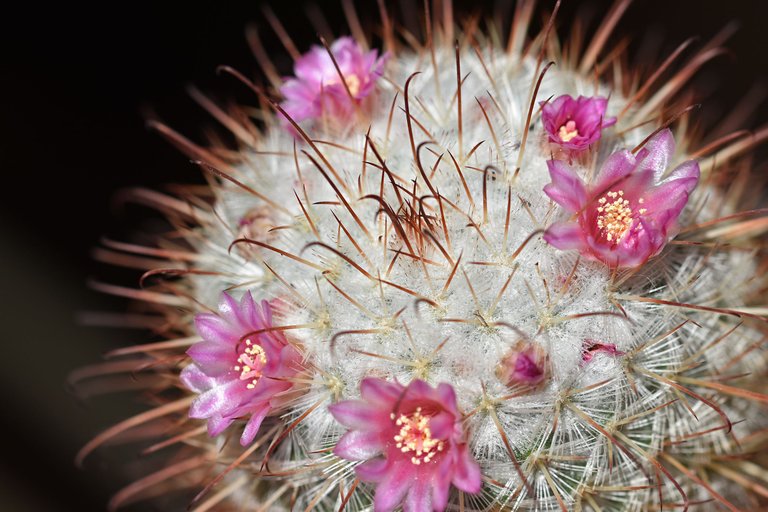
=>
[1,1,766,510]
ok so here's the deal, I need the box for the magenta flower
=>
[329,378,481,512]
[541,94,616,152]
[180,292,302,446]
[496,341,549,389]
[543,129,700,268]
[279,36,387,125]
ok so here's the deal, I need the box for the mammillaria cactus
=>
[76,1,768,510]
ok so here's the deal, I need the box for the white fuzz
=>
[168,41,768,511]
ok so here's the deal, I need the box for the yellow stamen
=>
[234,339,267,389]
[558,120,579,142]
[392,407,445,465]
[596,190,638,243]
[326,74,361,97]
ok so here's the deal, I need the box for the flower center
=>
[326,74,361,97]
[233,339,267,390]
[596,190,643,243]
[391,407,445,465]
[558,120,579,142]
[344,75,361,96]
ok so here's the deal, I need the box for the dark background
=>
[1,1,766,510]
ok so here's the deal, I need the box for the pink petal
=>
[664,159,700,186]
[404,479,432,512]
[642,160,700,215]
[334,430,383,461]
[452,444,482,493]
[240,404,270,446]
[356,458,390,482]
[436,383,458,410]
[186,341,234,375]
[206,414,235,437]
[514,353,545,382]
[541,95,573,128]
[543,222,586,251]
[593,149,637,194]
[240,291,258,326]
[218,293,241,323]
[252,339,282,376]
[189,379,243,419]
[636,128,675,181]
[329,400,383,429]
[294,47,330,82]
[404,379,435,401]
[267,343,301,378]
[280,79,315,101]
[374,469,412,512]
[360,378,403,406]
[571,96,606,131]
[543,160,587,212]
[180,364,216,394]
[258,299,273,324]
[249,377,292,407]
[428,411,456,440]
[194,314,238,345]
[431,457,453,511]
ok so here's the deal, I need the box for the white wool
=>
[185,44,764,510]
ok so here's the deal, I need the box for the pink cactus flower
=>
[329,378,481,512]
[496,340,549,389]
[279,36,387,125]
[541,94,616,152]
[581,339,625,364]
[180,292,302,446]
[543,129,700,268]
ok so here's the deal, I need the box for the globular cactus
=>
[76,1,768,511]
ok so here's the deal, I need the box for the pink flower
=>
[541,94,616,152]
[543,129,700,268]
[581,339,625,365]
[180,292,302,446]
[279,36,387,125]
[329,378,481,512]
[496,341,549,389]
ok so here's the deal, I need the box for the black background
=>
[1,1,766,510]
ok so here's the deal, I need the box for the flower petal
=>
[544,160,587,212]
[644,160,700,211]
[360,377,404,406]
[355,458,390,482]
[593,149,637,194]
[186,341,234,376]
[404,379,436,401]
[194,314,238,345]
[636,128,675,181]
[436,383,458,410]
[431,456,453,511]
[452,443,482,493]
[404,479,432,512]
[180,364,216,394]
[428,411,456,440]
[239,291,258,327]
[240,404,270,446]
[334,430,384,461]
[206,414,235,437]
[329,400,383,429]
[374,468,412,512]
[189,379,243,419]
[543,222,586,251]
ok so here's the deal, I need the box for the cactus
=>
[76,1,768,511]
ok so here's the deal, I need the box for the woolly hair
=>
[75,1,768,511]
